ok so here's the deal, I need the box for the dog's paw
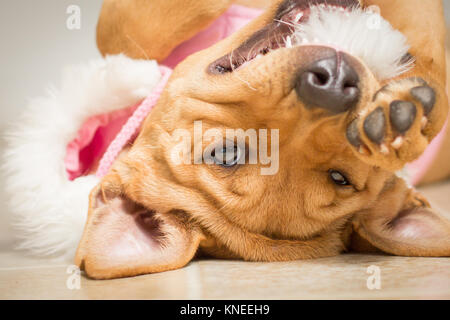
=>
[346,77,436,170]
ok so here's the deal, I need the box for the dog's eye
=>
[212,145,241,167]
[329,170,351,186]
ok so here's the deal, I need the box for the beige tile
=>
[1,250,449,300]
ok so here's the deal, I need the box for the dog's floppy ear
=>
[97,0,234,61]
[75,173,203,279]
[351,180,450,257]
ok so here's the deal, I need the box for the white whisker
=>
[126,34,150,60]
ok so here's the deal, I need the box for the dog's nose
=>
[296,53,360,113]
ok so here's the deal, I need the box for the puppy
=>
[76,0,450,279]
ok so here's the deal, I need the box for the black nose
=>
[296,53,360,113]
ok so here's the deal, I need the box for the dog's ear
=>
[351,182,450,257]
[75,173,203,279]
[97,0,234,61]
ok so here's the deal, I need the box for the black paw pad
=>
[410,85,435,115]
[346,119,361,147]
[364,107,386,143]
[390,100,417,134]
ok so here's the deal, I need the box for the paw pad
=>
[363,107,386,143]
[344,78,438,169]
[410,85,436,115]
[346,119,361,147]
[389,101,417,134]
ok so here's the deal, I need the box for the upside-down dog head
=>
[76,0,450,279]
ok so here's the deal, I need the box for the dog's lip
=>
[274,0,359,20]
[208,0,359,75]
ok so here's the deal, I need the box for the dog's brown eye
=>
[329,170,351,186]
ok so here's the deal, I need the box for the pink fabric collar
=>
[96,66,172,178]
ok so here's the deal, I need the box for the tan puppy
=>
[76,0,450,279]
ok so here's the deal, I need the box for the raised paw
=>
[346,78,437,170]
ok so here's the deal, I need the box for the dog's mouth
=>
[209,0,360,74]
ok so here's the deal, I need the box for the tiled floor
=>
[1,182,449,300]
[1,251,449,300]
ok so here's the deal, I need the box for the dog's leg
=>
[97,0,234,61]
[345,0,449,171]
[418,32,450,185]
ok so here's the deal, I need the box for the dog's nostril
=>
[344,79,357,90]
[309,70,330,86]
[296,53,360,114]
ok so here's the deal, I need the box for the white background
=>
[0,1,450,249]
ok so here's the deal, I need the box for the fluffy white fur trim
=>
[3,55,161,260]
[289,6,413,80]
